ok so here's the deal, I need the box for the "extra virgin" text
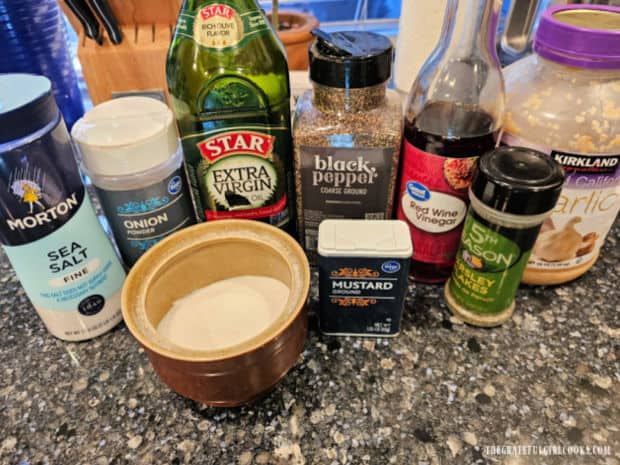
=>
[211,166,272,194]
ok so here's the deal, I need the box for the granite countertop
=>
[0,221,618,465]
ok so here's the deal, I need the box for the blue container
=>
[0,0,84,128]
[0,74,126,341]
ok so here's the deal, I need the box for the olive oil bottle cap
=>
[71,97,178,177]
[309,30,393,89]
[471,146,565,216]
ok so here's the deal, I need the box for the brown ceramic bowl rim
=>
[121,220,310,363]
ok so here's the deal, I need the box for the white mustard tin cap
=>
[71,97,178,176]
[318,219,413,259]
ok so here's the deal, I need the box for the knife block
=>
[61,0,182,104]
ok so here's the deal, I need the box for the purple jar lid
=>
[534,4,620,69]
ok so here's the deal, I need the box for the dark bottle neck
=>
[406,0,504,137]
[441,0,500,63]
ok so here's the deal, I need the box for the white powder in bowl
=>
[157,275,290,351]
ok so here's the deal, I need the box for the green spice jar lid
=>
[471,147,565,215]
[309,30,393,88]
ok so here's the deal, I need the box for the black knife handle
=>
[63,0,102,44]
[87,0,123,45]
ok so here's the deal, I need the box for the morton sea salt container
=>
[0,74,126,341]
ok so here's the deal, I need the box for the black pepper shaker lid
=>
[309,30,393,88]
[471,146,565,215]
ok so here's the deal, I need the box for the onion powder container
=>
[0,74,126,341]
[72,97,195,267]
[317,220,412,337]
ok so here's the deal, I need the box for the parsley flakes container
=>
[317,220,412,337]
[445,147,565,327]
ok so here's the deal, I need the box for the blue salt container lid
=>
[0,74,59,144]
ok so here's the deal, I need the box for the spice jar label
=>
[0,121,126,340]
[2,193,126,313]
[318,257,410,336]
[175,2,270,51]
[181,125,291,227]
[96,168,195,266]
[298,146,396,256]
[503,135,620,271]
[396,141,475,265]
[2,187,126,339]
[448,214,533,314]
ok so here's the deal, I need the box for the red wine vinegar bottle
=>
[396,0,505,284]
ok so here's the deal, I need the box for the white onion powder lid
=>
[71,97,178,176]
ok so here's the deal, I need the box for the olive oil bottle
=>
[166,0,295,234]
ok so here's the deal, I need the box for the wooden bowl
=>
[121,220,310,406]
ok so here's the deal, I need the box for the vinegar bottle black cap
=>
[309,30,393,89]
[471,146,565,215]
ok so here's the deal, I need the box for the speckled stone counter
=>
[1,221,618,465]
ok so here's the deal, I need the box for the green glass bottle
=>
[166,0,296,234]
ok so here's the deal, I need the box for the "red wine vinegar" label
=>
[396,140,476,266]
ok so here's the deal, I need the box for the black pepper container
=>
[293,30,402,263]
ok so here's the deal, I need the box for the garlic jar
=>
[502,5,620,285]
